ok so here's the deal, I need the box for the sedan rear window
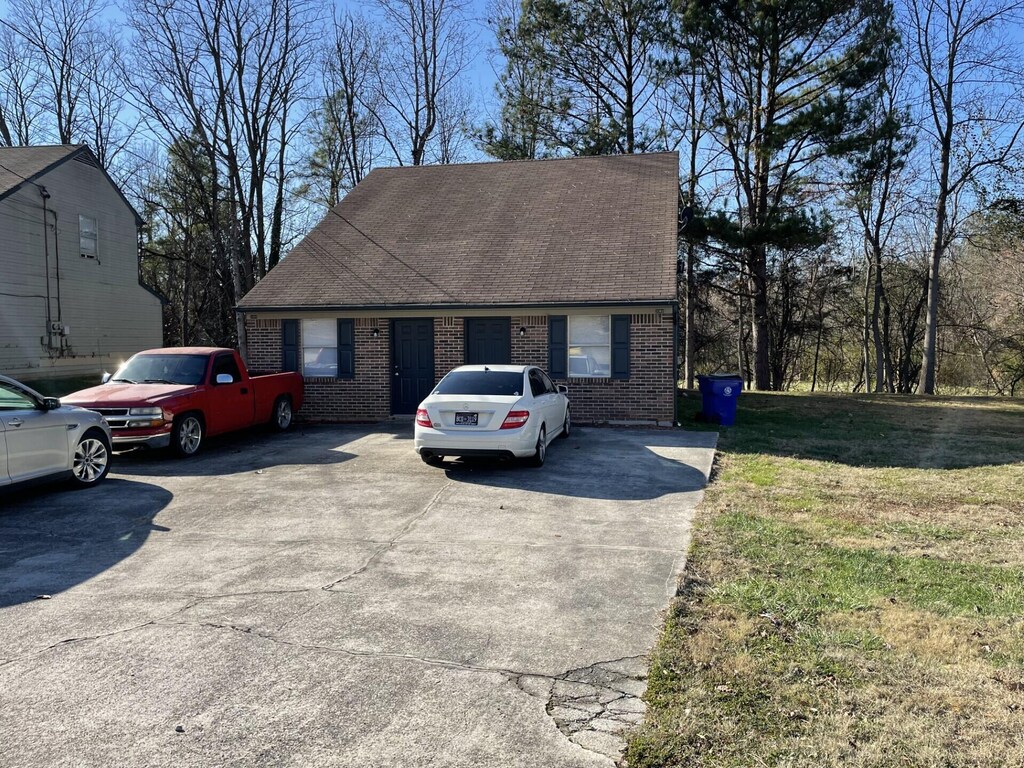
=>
[433,371,523,396]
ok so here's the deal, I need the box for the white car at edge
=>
[414,365,570,467]
[0,374,113,489]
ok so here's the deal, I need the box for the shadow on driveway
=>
[439,427,715,501]
[0,478,172,608]
[113,424,374,478]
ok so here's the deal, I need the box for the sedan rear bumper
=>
[414,426,538,459]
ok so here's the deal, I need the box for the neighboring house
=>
[0,145,163,390]
[237,152,679,423]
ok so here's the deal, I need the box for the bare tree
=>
[126,0,319,355]
[7,0,101,143]
[371,0,471,166]
[298,13,381,209]
[907,0,1024,394]
[843,40,915,392]
[432,83,473,164]
[0,26,41,145]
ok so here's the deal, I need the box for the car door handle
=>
[9,418,23,427]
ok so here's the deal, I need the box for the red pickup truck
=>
[63,347,304,457]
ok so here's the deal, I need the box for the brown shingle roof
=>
[0,144,84,198]
[239,152,679,310]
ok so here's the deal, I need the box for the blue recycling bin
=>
[698,374,743,426]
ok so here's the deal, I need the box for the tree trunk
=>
[918,217,944,394]
[750,246,771,390]
[862,254,872,390]
[684,240,696,388]
[871,247,891,392]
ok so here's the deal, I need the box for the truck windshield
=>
[433,371,524,396]
[111,355,209,386]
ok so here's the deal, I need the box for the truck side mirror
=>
[215,373,234,385]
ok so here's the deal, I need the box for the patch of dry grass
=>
[628,392,1024,768]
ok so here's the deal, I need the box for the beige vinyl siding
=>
[0,157,162,384]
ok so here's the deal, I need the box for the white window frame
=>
[301,319,338,377]
[568,315,611,378]
[79,214,98,259]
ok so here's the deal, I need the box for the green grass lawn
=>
[628,391,1024,768]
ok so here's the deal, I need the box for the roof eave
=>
[235,298,679,313]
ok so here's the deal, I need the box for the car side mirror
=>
[42,397,60,411]
[557,385,568,395]
[215,373,234,385]
[101,371,111,383]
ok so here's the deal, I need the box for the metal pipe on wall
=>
[37,185,53,350]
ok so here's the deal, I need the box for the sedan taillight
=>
[500,410,530,429]
[415,408,432,428]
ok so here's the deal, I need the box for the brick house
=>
[236,152,679,424]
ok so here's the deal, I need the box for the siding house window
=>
[551,314,630,379]
[568,315,611,377]
[301,318,355,378]
[79,214,98,259]
[302,319,337,377]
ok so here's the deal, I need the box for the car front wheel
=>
[70,429,111,487]
[559,407,571,439]
[172,413,204,457]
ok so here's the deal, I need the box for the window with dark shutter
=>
[282,320,299,372]
[611,314,630,379]
[337,318,355,379]
[548,316,568,378]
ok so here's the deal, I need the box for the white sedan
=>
[414,365,570,467]
[0,374,113,489]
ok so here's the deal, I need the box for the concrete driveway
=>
[0,423,716,768]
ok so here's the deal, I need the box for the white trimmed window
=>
[568,315,611,377]
[79,214,98,259]
[302,319,337,377]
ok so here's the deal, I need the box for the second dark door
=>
[465,317,511,365]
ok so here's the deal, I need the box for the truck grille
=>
[88,408,130,429]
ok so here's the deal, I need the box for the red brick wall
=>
[244,315,391,421]
[246,318,283,373]
[244,310,675,424]
[434,317,464,381]
[509,313,674,423]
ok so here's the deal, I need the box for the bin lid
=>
[700,373,743,381]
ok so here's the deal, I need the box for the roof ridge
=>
[368,150,679,174]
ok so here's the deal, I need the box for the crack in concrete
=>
[508,656,649,764]
[0,600,203,669]
[2,604,649,766]
[320,482,451,591]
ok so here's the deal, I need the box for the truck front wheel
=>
[271,396,293,431]
[172,413,204,457]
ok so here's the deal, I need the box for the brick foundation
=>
[244,310,675,424]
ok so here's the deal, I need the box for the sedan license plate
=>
[455,412,478,426]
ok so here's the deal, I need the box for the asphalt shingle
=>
[238,152,679,309]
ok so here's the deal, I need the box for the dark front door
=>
[392,319,435,414]
[465,317,511,365]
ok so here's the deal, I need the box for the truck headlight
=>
[128,406,165,428]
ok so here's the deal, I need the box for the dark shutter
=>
[337,318,355,379]
[548,316,567,378]
[282,320,299,373]
[611,314,630,379]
